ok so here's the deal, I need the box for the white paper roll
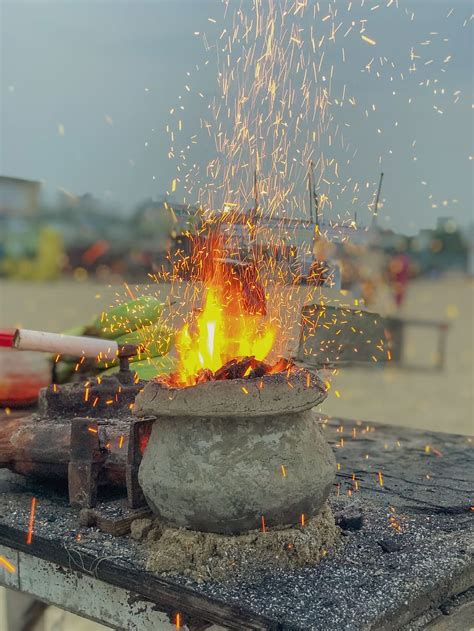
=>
[13,329,119,361]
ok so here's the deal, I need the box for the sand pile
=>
[134,503,339,581]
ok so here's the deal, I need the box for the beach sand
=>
[322,273,473,436]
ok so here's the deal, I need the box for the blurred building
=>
[0,175,40,216]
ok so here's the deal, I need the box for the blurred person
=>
[389,251,411,309]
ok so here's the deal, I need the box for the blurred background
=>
[0,0,472,628]
[1,174,472,434]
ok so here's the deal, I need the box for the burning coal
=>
[159,355,295,388]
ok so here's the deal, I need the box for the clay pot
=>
[135,369,336,534]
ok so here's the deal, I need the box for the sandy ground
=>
[1,273,472,434]
[322,273,474,436]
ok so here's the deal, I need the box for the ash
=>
[141,503,339,582]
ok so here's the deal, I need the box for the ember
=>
[159,355,295,388]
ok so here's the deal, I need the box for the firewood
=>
[269,357,295,374]
[214,356,254,380]
[195,369,214,384]
[213,359,237,380]
[247,359,272,379]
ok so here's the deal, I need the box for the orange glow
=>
[175,613,181,629]
[378,471,384,487]
[261,515,267,533]
[172,258,276,387]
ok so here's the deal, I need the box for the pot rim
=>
[133,366,327,418]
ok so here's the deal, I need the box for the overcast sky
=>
[1,0,472,233]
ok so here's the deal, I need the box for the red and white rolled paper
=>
[9,329,118,361]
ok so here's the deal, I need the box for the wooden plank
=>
[93,502,152,536]
[0,524,273,631]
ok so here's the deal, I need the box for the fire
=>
[174,274,276,387]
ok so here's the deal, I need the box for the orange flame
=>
[174,257,277,387]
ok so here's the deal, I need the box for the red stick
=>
[0,329,15,348]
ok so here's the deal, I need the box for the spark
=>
[0,556,16,573]
[27,497,37,545]
[135,0,461,393]
[124,282,136,300]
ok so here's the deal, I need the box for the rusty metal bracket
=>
[68,418,105,508]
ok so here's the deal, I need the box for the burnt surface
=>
[0,417,472,630]
[39,374,143,418]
